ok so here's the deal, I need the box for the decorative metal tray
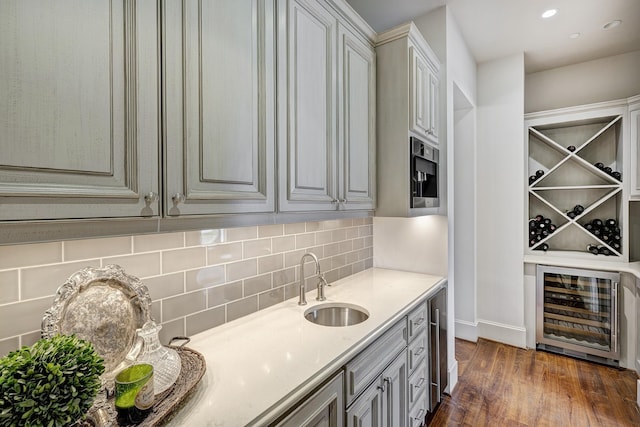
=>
[83,346,206,427]
[41,265,153,381]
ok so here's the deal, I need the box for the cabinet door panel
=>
[277,372,344,427]
[278,0,337,211]
[346,379,382,427]
[338,26,375,209]
[409,47,430,140]
[382,351,407,427]
[164,0,275,215]
[631,109,640,197]
[0,0,159,220]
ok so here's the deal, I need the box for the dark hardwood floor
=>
[430,339,640,427]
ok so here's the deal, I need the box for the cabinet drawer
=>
[408,361,428,410]
[408,330,427,375]
[408,302,427,342]
[345,319,407,405]
[409,391,428,427]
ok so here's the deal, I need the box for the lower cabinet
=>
[346,350,408,427]
[272,284,448,427]
[275,372,344,427]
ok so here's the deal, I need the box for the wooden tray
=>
[82,346,206,426]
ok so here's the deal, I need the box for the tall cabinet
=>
[277,0,376,212]
[163,0,276,216]
[375,22,441,217]
[0,0,160,220]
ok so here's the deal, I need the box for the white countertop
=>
[165,268,445,426]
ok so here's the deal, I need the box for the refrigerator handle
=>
[434,308,441,403]
[612,282,618,353]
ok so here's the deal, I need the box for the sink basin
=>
[304,303,369,327]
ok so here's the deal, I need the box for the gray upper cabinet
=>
[277,0,338,212]
[0,0,160,220]
[277,0,376,212]
[338,23,376,210]
[163,0,276,216]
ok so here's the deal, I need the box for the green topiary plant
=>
[0,335,105,427]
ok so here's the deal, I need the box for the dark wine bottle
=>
[567,211,577,219]
[612,171,622,181]
[585,223,594,231]
[529,219,537,230]
[535,169,544,178]
[529,175,536,185]
[573,204,584,215]
[612,242,621,251]
[549,224,557,233]
[605,218,617,227]
[592,219,603,227]
[567,145,576,152]
[535,215,543,222]
[594,162,604,169]
[543,218,551,225]
[587,244,599,255]
[603,166,613,174]
[598,246,612,256]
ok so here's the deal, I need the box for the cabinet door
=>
[276,372,344,427]
[277,0,338,212]
[427,70,439,142]
[337,25,375,210]
[346,379,383,427]
[631,108,640,197]
[163,0,276,216]
[0,0,160,220]
[409,47,430,141]
[381,350,408,427]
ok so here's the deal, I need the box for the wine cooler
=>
[536,265,620,366]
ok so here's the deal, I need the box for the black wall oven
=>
[410,137,439,209]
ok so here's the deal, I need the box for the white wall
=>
[525,50,640,113]
[476,53,527,348]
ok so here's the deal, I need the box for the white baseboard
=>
[477,319,527,348]
[454,319,478,342]
[447,359,459,394]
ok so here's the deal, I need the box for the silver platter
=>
[41,265,153,381]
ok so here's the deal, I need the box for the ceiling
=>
[345,0,640,73]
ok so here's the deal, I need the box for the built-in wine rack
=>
[526,112,625,258]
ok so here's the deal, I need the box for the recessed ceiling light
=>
[569,32,581,39]
[603,20,622,30]
[542,9,557,19]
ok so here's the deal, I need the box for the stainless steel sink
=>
[304,303,369,327]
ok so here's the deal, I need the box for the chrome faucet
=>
[298,252,328,305]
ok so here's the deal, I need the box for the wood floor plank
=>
[430,339,640,427]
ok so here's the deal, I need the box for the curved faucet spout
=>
[298,252,327,305]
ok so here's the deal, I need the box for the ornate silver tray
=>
[41,265,153,381]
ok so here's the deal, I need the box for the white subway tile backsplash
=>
[0,217,374,355]
[21,259,101,300]
[0,270,19,305]
[0,242,62,270]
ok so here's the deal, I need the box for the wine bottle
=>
[535,214,543,222]
[567,211,577,219]
[529,175,536,185]
[567,145,576,152]
[612,242,621,251]
[597,245,611,256]
[535,169,544,178]
[587,244,599,255]
[592,219,603,227]
[612,171,622,181]
[594,162,604,169]
[573,204,584,215]
[605,218,617,227]
[585,223,594,231]
[603,166,613,174]
[549,224,557,233]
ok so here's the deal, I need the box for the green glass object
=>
[115,363,154,424]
